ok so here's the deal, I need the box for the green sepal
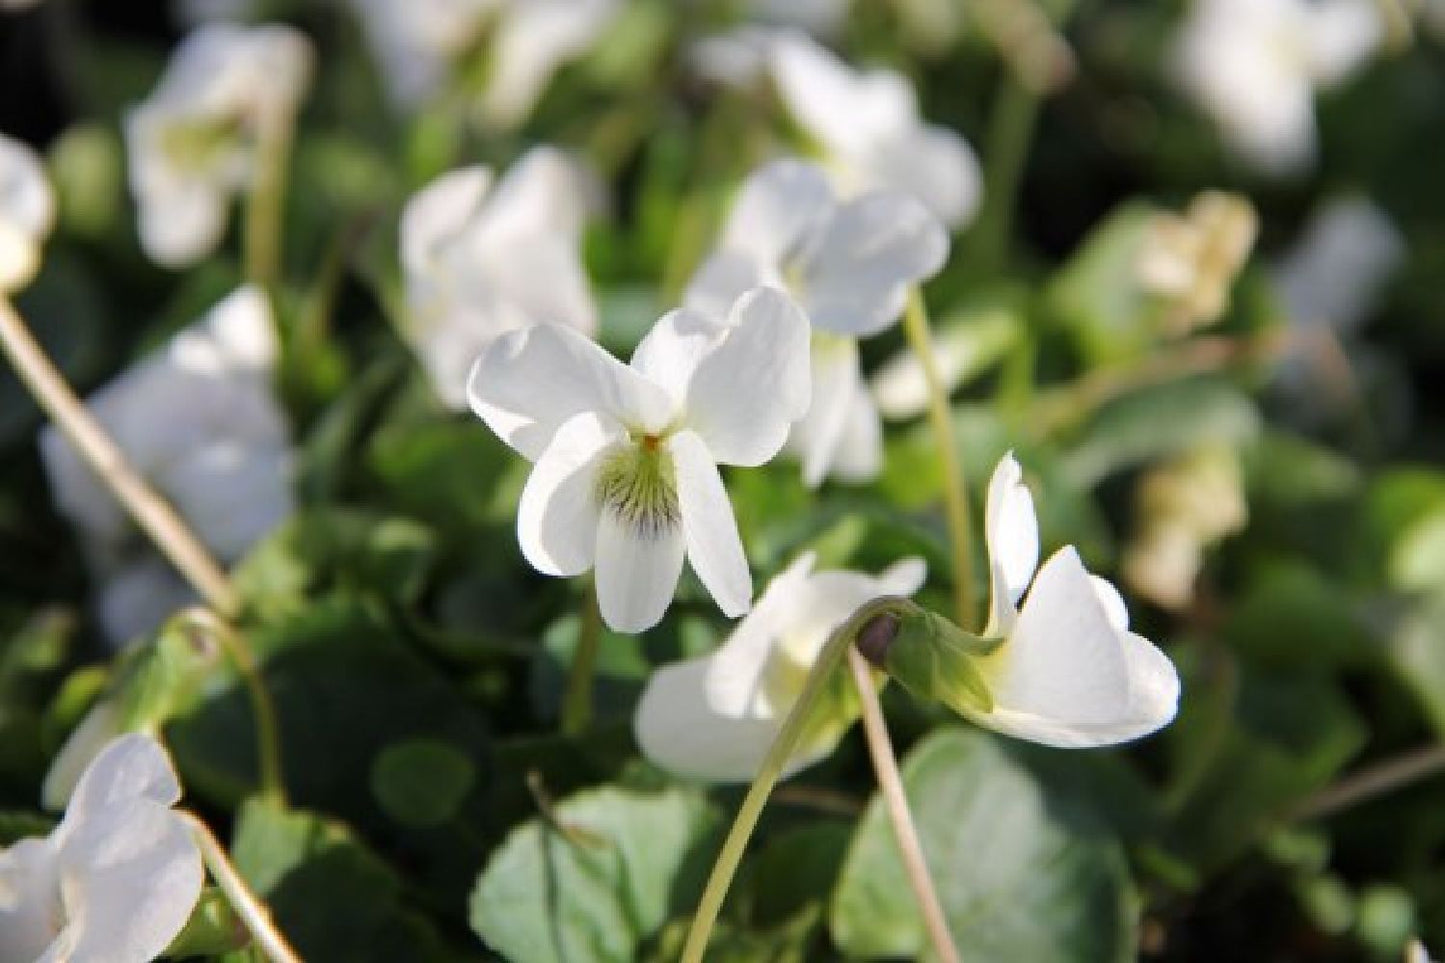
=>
[116,608,227,732]
[164,886,249,957]
[874,602,1001,717]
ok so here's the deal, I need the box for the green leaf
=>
[830,728,1137,962]
[231,798,450,963]
[1391,592,1445,736]
[1391,508,1445,594]
[370,739,477,829]
[1045,200,1158,366]
[469,785,720,963]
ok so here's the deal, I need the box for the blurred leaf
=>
[1224,560,1371,668]
[370,738,477,829]
[1391,592,1445,737]
[232,798,450,963]
[469,785,720,963]
[1391,509,1445,594]
[47,123,124,240]
[743,821,851,928]
[831,727,1138,962]
[1045,201,1156,366]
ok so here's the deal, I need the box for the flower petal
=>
[720,158,835,265]
[400,166,492,280]
[684,287,812,467]
[769,34,916,157]
[474,146,595,243]
[704,552,818,719]
[803,192,948,337]
[682,249,769,324]
[41,700,124,813]
[984,453,1040,634]
[630,307,727,409]
[827,381,884,483]
[670,430,752,618]
[790,336,860,487]
[594,507,686,633]
[518,412,621,577]
[477,0,619,129]
[64,734,184,825]
[862,122,983,229]
[468,323,672,461]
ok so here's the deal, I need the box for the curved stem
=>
[901,290,977,630]
[679,597,904,963]
[0,299,238,615]
[244,112,295,293]
[561,580,602,736]
[185,813,303,963]
[847,648,960,963]
[1291,743,1445,823]
[968,78,1040,276]
[207,615,287,806]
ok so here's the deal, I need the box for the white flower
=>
[0,734,204,963]
[634,551,926,782]
[401,147,597,408]
[0,133,55,294]
[40,286,294,644]
[685,159,946,487]
[347,0,619,127]
[125,23,312,267]
[768,32,981,229]
[1274,195,1403,337]
[967,454,1180,747]
[468,288,810,632]
[1171,0,1383,176]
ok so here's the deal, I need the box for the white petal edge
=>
[517,411,622,577]
[593,508,686,633]
[670,430,752,618]
[984,453,1039,634]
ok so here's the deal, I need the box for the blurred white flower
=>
[468,288,810,632]
[686,159,947,486]
[0,134,54,294]
[1274,195,1403,337]
[125,23,313,267]
[1172,0,1383,176]
[870,307,1019,420]
[0,0,44,11]
[966,454,1180,747]
[769,32,982,229]
[1136,191,1259,336]
[0,733,204,963]
[634,551,926,782]
[401,147,597,408]
[746,0,850,35]
[1407,940,1438,963]
[40,286,294,644]
[348,0,619,127]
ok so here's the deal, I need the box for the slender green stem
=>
[847,648,960,963]
[679,597,904,963]
[243,112,295,293]
[1291,743,1445,823]
[968,78,1041,276]
[901,290,977,630]
[185,813,302,963]
[561,580,602,736]
[208,615,287,806]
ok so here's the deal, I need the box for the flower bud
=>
[856,600,1000,717]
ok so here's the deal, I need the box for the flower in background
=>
[634,551,926,782]
[769,32,981,230]
[401,147,597,408]
[966,454,1179,746]
[468,288,810,632]
[40,286,294,644]
[0,133,54,294]
[686,159,946,487]
[125,23,312,267]
[1172,0,1383,176]
[0,733,204,963]
[1136,190,1259,336]
[348,0,619,127]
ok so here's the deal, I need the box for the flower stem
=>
[185,813,302,963]
[846,647,960,963]
[967,77,1041,276]
[1290,743,1445,823]
[0,299,238,615]
[901,290,977,630]
[243,111,294,293]
[0,299,288,803]
[679,596,904,963]
[560,579,602,736]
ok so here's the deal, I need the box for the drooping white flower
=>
[39,286,294,644]
[347,0,619,127]
[1273,195,1403,337]
[965,453,1180,747]
[468,287,810,632]
[685,159,946,487]
[401,147,597,408]
[635,551,926,782]
[1171,0,1383,176]
[768,32,982,229]
[0,133,55,294]
[0,733,204,963]
[125,23,312,267]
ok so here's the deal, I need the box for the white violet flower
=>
[468,287,811,632]
[1273,195,1403,338]
[769,31,982,229]
[967,453,1181,747]
[635,551,926,782]
[0,133,55,294]
[686,159,946,487]
[125,23,313,267]
[39,286,295,644]
[0,733,204,963]
[401,146,598,408]
[1171,0,1383,176]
